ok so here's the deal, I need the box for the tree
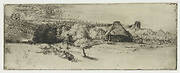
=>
[33,24,58,44]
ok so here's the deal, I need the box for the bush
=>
[132,29,176,45]
[33,24,59,43]
[5,17,37,43]
[89,27,106,40]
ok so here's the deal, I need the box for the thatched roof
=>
[109,22,132,37]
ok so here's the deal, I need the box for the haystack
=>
[128,21,141,30]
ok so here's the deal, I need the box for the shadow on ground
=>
[83,56,98,61]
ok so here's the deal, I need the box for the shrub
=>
[132,29,176,45]
[5,18,36,43]
[33,24,59,43]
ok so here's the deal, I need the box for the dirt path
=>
[4,43,176,69]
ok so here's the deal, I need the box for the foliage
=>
[132,29,176,45]
[38,44,76,61]
[5,17,36,43]
[32,24,59,43]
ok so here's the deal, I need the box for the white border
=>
[0,0,179,73]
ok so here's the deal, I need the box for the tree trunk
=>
[82,48,86,57]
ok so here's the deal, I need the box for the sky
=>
[5,4,177,33]
[63,4,177,33]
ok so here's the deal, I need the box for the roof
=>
[109,23,131,36]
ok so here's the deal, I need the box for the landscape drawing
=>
[4,3,177,70]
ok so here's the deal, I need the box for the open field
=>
[4,43,176,70]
